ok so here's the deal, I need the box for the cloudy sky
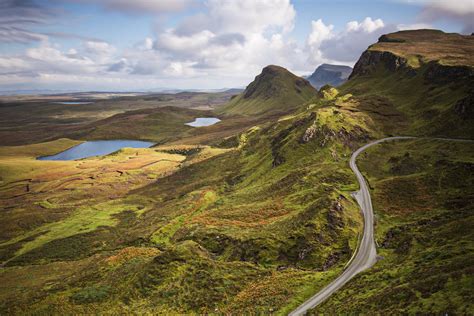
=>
[1,0,473,92]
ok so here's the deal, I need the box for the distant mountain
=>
[220,65,317,115]
[306,64,353,89]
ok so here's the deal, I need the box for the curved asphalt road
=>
[289,136,415,316]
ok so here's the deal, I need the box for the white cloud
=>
[307,19,334,47]
[346,17,385,33]
[148,0,303,83]
[26,42,97,73]
[409,0,474,15]
[306,17,393,65]
[205,0,296,34]
[0,56,30,71]
[306,19,334,65]
[156,30,215,54]
[421,1,474,33]
[401,0,474,33]
[4,0,459,92]
[84,41,116,55]
[83,41,117,63]
[163,61,199,77]
[143,38,153,50]
[397,23,433,30]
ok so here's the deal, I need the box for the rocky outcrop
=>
[349,50,412,79]
[423,61,474,84]
[453,93,474,120]
[301,123,317,143]
[300,121,369,150]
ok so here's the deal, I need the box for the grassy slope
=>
[0,90,379,314]
[314,139,474,314]
[1,30,472,314]
[4,82,471,314]
[306,30,474,313]
[219,65,317,116]
[0,140,191,263]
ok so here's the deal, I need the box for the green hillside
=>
[0,29,473,314]
[309,29,474,314]
[315,138,474,314]
[0,88,379,313]
[219,65,317,116]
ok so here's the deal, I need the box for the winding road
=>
[289,136,415,316]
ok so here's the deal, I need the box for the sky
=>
[0,0,473,92]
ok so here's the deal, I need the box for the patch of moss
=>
[70,286,110,304]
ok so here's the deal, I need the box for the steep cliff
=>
[344,29,474,137]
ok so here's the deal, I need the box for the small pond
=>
[53,101,94,105]
[185,117,221,127]
[37,140,155,161]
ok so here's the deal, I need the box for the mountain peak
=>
[220,65,317,115]
[260,64,289,75]
[262,64,286,71]
[242,65,313,100]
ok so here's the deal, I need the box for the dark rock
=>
[453,93,474,119]
[350,50,411,79]
[378,34,406,43]
[381,226,413,254]
[322,252,340,270]
[423,61,474,84]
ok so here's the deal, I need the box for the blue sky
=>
[0,0,472,92]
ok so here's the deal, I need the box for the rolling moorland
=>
[0,29,473,314]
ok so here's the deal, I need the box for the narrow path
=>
[289,136,414,316]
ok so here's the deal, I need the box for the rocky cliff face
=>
[350,49,473,84]
[346,29,474,138]
[349,50,413,79]
[423,61,474,84]
[349,30,474,83]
